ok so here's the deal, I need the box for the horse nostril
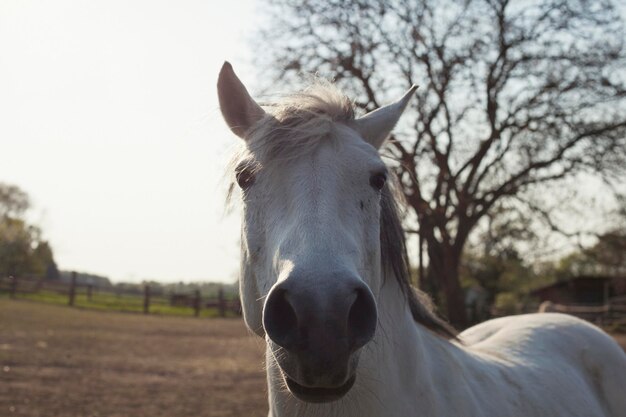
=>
[348,287,377,350]
[263,288,298,350]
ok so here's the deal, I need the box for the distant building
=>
[530,275,626,305]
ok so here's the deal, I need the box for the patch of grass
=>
[4,289,239,318]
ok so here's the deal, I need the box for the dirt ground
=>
[0,299,268,417]
[1,300,625,417]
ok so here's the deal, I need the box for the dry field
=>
[1,299,625,417]
[0,299,268,417]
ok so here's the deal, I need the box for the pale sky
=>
[2,1,624,285]
[1,0,261,283]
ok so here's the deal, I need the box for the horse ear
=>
[217,62,266,140]
[352,85,418,149]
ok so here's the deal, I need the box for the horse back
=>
[460,313,626,417]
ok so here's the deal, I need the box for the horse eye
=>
[236,165,256,189]
[369,172,387,190]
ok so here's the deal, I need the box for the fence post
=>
[218,287,226,318]
[143,284,150,314]
[87,285,93,302]
[193,289,201,317]
[68,271,77,306]
[9,276,17,299]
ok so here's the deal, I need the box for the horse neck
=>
[368,273,519,416]
[360,272,456,409]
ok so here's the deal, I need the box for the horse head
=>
[217,62,415,403]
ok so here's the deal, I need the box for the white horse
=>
[217,62,626,417]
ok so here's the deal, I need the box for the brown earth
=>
[1,300,625,417]
[0,299,268,417]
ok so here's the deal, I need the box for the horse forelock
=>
[228,81,457,340]
[247,81,355,163]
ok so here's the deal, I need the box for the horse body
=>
[216,62,626,417]
[459,313,626,417]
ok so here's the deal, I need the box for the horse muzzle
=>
[262,271,377,403]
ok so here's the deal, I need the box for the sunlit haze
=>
[1,0,260,283]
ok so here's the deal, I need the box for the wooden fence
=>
[0,274,241,318]
[538,297,626,326]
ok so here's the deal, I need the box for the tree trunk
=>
[426,242,467,328]
[440,259,466,328]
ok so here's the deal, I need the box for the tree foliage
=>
[540,230,626,280]
[258,0,626,325]
[461,204,542,321]
[0,183,58,279]
[540,194,626,279]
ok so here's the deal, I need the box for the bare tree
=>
[257,0,626,325]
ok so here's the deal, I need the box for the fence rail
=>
[538,299,626,326]
[0,275,241,318]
